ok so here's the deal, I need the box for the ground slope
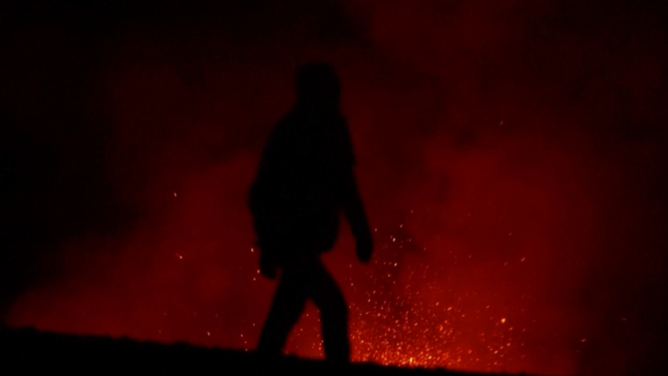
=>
[0,326,537,376]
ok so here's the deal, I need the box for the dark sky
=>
[1,1,668,375]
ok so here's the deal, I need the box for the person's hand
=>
[356,232,373,263]
[260,255,277,280]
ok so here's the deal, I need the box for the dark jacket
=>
[248,106,367,264]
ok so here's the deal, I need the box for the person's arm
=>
[340,168,373,263]
[334,120,373,262]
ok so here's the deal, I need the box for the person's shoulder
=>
[275,109,303,130]
[274,113,291,129]
[268,110,298,138]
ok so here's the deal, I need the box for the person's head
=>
[295,62,341,111]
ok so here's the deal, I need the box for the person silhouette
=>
[249,62,373,363]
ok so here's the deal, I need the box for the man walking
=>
[249,62,373,363]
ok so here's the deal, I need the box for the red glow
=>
[5,2,668,376]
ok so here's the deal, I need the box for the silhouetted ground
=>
[0,326,535,376]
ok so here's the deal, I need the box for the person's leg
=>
[257,268,308,357]
[307,258,350,363]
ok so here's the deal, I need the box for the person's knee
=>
[334,293,348,316]
[321,292,348,321]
